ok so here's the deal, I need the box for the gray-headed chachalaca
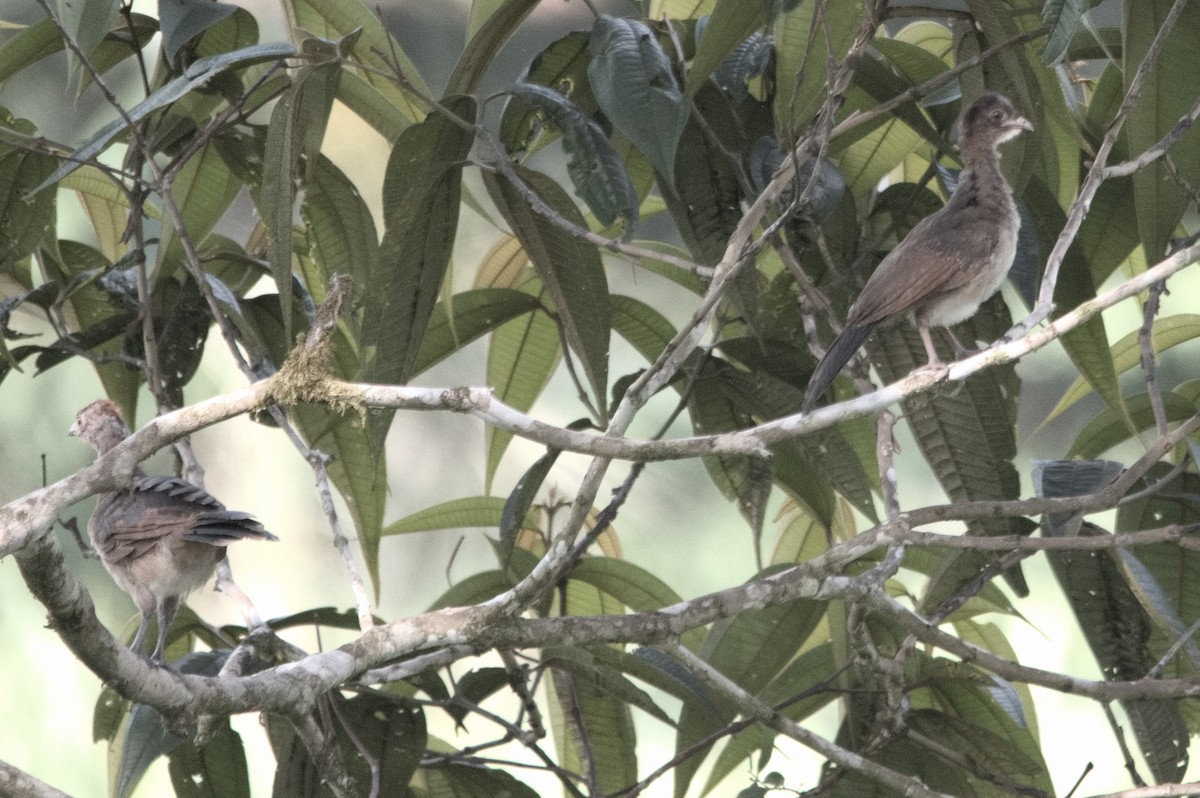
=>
[802,92,1032,412]
[70,399,276,662]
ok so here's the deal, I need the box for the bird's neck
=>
[950,143,1009,205]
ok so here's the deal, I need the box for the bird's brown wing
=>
[91,477,274,564]
[847,205,1004,326]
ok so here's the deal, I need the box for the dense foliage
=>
[2,0,1200,796]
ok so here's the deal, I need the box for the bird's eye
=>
[991,109,1003,121]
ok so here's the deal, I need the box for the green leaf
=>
[410,287,544,377]
[659,85,745,317]
[290,0,428,128]
[674,572,824,798]
[158,137,242,276]
[447,0,539,95]
[499,448,559,564]
[1048,314,1200,422]
[1018,178,1130,429]
[262,54,343,339]
[32,41,297,193]
[360,95,475,458]
[870,308,1030,601]
[485,282,560,490]
[483,164,611,418]
[301,154,380,329]
[703,644,840,794]
[610,294,677,364]
[417,763,540,798]
[549,666,638,796]
[382,496,511,537]
[1042,0,1097,65]
[0,147,56,272]
[507,82,639,228]
[499,31,595,154]
[159,0,238,64]
[56,0,119,78]
[1125,0,1200,261]
[772,0,863,135]
[687,0,767,96]
[544,646,673,725]
[0,19,60,85]
[588,16,689,182]
[270,695,426,797]
[1068,391,1198,459]
[429,570,515,610]
[166,720,250,798]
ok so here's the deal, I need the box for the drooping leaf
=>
[0,146,56,272]
[410,287,544,377]
[360,95,475,459]
[674,568,824,798]
[290,0,428,129]
[549,664,638,796]
[1124,0,1200,262]
[588,16,689,182]
[159,0,238,64]
[382,496,528,537]
[499,31,595,154]
[499,448,559,564]
[687,1,766,96]
[507,82,639,228]
[31,41,297,193]
[301,154,379,336]
[482,164,611,418]
[56,0,119,80]
[772,0,864,136]
[447,0,539,95]
[1042,0,1098,65]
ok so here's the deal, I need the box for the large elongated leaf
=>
[772,0,864,135]
[360,95,476,457]
[410,287,544,377]
[673,573,824,798]
[871,306,1030,603]
[447,0,538,95]
[482,164,611,418]
[160,0,238,64]
[57,0,119,79]
[262,52,343,339]
[158,137,242,276]
[588,16,689,181]
[301,154,380,334]
[500,32,594,152]
[507,83,638,228]
[31,41,297,193]
[290,0,427,129]
[550,666,637,796]
[1023,178,1129,422]
[687,0,767,96]
[1037,463,1190,783]
[0,146,56,273]
[1125,0,1200,261]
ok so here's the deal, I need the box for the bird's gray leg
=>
[130,612,153,655]
[151,595,180,663]
[918,325,944,365]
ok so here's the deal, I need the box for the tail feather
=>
[802,322,880,412]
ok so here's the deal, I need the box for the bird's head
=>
[959,93,1033,149]
[70,399,131,455]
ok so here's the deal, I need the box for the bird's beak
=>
[1009,115,1034,133]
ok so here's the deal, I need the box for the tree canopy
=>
[2,0,1200,796]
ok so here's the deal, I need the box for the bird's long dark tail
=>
[802,321,880,412]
